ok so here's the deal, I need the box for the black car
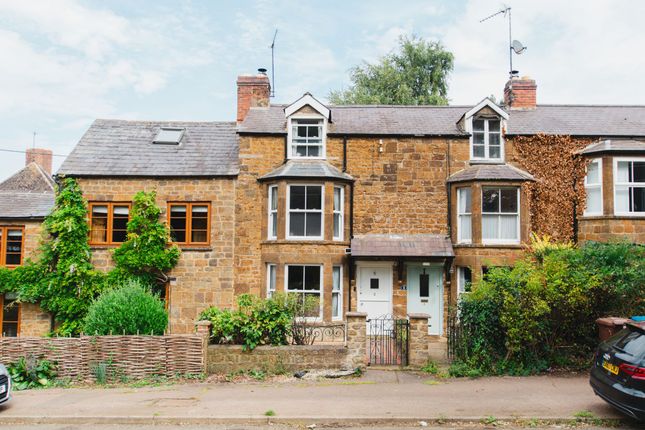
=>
[0,363,11,405]
[590,322,645,421]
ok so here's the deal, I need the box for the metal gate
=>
[367,316,409,366]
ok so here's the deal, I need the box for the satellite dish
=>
[511,40,527,54]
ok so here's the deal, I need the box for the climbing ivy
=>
[111,190,180,291]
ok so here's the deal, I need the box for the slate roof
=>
[350,234,454,258]
[58,119,239,177]
[578,139,645,155]
[447,164,535,183]
[240,104,645,138]
[0,163,55,219]
[258,160,354,182]
[239,105,468,136]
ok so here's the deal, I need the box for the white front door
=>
[357,264,393,321]
[407,264,443,335]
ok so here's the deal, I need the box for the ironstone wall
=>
[0,334,206,381]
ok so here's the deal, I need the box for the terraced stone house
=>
[4,72,645,357]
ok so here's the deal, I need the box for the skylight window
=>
[153,128,185,144]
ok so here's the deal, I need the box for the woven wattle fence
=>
[0,334,206,381]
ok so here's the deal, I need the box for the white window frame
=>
[613,157,645,216]
[268,185,278,239]
[584,158,603,216]
[287,116,327,159]
[332,265,343,320]
[457,187,472,244]
[333,186,344,241]
[481,187,521,245]
[286,184,324,241]
[457,266,472,297]
[284,264,323,320]
[469,118,504,161]
[266,263,277,298]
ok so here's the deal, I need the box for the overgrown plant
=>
[8,355,57,390]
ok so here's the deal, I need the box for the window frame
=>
[457,187,472,244]
[469,117,504,162]
[286,184,325,241]
[0,226,25,268]
[481,187,521,245]
[613,157,645,216]
[88,202,132,246]
[332,265,343,320]
[584,158,603,216]
[284,264,323,319]
[167,202,211,246]
[457,266,472,297]
[287,116,326,160]
[333,186,344,241]
[266,263,277,298]
[0,293,21,337]
[268,185,278,240]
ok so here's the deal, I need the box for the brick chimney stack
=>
[25,148,53,175]
[504,76,537,110]
[237,70,271,123]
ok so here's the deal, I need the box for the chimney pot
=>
[25,148,53,175]
[237,72,271,123]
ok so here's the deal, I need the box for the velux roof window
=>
[153,128,185,144]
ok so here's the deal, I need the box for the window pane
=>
[488,120,500,132]
[270,214,277,238]
[500,189,518,213]
[459,188,471,213]
[459,215,472,242]
[332,294,339,318]
[303,293,320,318]
[307,146,320,157]
[489,133,500,146]
[473,132,485,145]
[489,145,501,159]
[333,213,342,238]
[2,300,19,321]
[615,185,630,212]
[2,322,18,337]
[304,266,321,291]
[499,215,519,240]
[586,162,600,184]
[308,125,320,138]
[473,119,484,131]
[305,213,321,236]
[482,215,499,240]
[419,273,430,297]
[170,205,187,243]
[297,126,308,137]
[634,162,645,183]
[473,145,485,158]
[634,187,645,212]
[289,213,305,236]
[616,162,630,182]
[191,230,208,243]
[332,266,341,291]
[586,188,602,213]
[287,266,304,290]
[270,187,278,211]
[290,186,306,209]
[306,186,322,210]
[112,205,129,243]
[333,188,341,211]
[482,189,499,213]
[295,145,307,157]
[91,205,108,243]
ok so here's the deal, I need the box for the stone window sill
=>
[262,239,351,246]
[580,215,645,221]
[453,243,524,250]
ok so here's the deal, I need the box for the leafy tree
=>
[111,191,180,291]
[329,35,454,105]
[18,177,106,336]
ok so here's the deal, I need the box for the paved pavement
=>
[0,426,640,430]
[0,370,632,426]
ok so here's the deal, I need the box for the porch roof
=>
[350,234,454,258]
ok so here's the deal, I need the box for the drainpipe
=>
[283,135,288,163]
[446,138,452,237]
[342,136,347,172]
[348,181,355,312]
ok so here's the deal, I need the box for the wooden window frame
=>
[470,117,504,162]
[88,202,132,246]
[0,293,21,337]
[0,225,25,268]
[287,116,327,159]
[167,202,211,246]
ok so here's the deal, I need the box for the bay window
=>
[268,185,278,239]
[584,159,603,215]
[482,187,520,244]
[290,118,324,158]
[457,187,472,243]
[285,265,322,318]
[471,118,502,161]
[333,186,344,240]
[614,159,645,215]
[287,185,323,239]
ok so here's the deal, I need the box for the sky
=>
[1,0,645,181]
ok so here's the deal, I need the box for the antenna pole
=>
[508,8,513,77]
[270,29,278,98]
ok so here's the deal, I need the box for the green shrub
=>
[198,293,297,350]
[83,279,168,335]
[8,355,57,390]
[453,241,645,376]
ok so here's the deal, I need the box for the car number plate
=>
[0,385,5,394]
[603,360,619,375]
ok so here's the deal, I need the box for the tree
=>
[329,35,454,106]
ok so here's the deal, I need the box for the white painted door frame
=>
[356,261,394,319]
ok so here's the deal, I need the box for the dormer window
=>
[472,118,502,160]
[290,118,324,158]
[153,128,184,144]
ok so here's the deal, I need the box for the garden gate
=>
[367,315,409,366]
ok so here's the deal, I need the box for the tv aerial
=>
[269,29,278,98]
[480,6,527,78]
